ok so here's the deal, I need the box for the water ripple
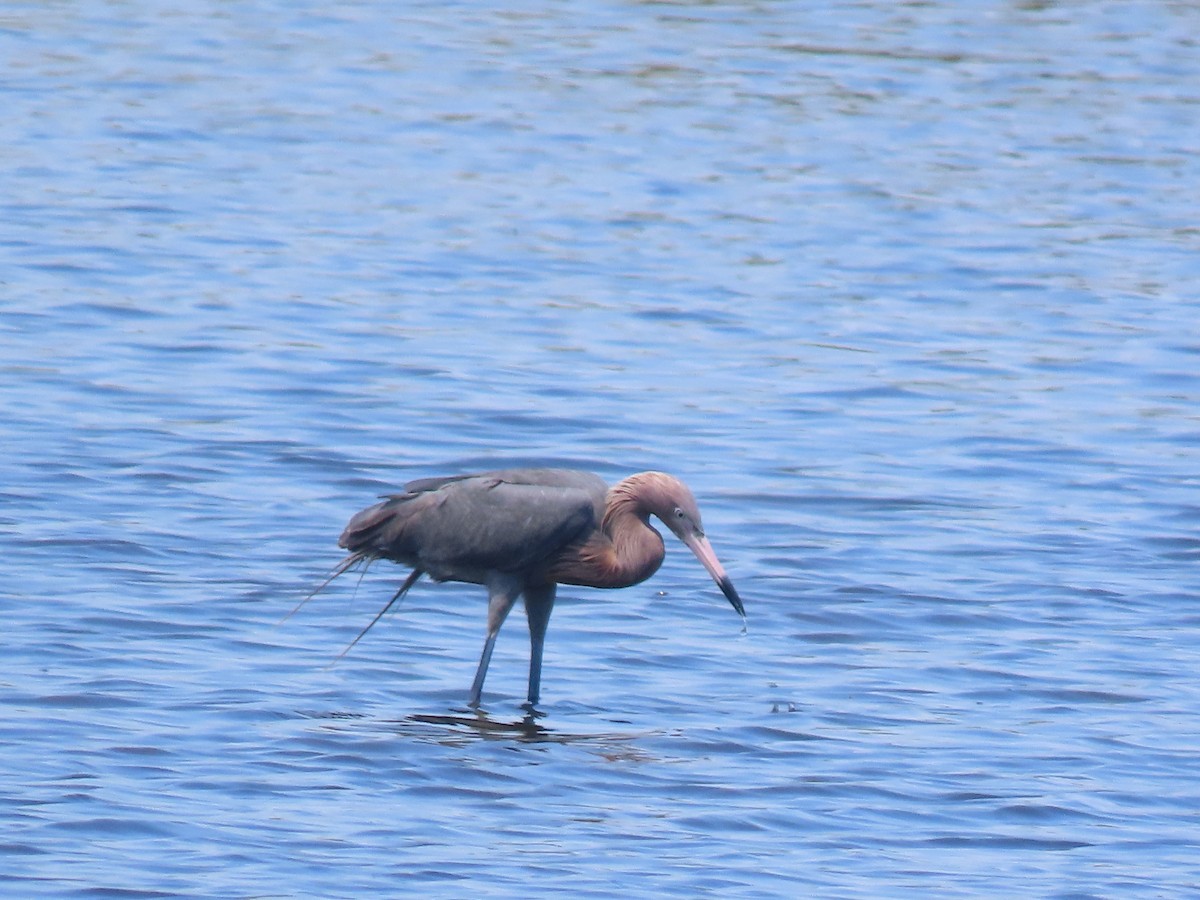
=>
[3,1,1200,897]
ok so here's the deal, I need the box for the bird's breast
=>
[549,530,664,589]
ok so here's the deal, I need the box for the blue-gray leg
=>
[523,583,556,707]
[468,576,521,707]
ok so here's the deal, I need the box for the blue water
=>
[3,1,1200,896]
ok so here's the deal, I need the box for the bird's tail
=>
[337,494,416,556]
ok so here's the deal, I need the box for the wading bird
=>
[311,468,745,708]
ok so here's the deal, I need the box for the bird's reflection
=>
[303,705,653,756]
[406,709,552,742]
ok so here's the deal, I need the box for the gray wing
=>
[405,468,606,506]
[340,473,600,583]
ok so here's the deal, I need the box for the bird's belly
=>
[555,566,654,590]
[426,565,489,586]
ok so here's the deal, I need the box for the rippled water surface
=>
[3,2,1200,896]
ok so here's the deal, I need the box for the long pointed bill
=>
[681,532,746,620]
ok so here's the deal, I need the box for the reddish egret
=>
[313,468,745,707]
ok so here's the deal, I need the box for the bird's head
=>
[629,471,746,620]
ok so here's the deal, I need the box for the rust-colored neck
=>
[551,474,665,589]
[600,479,665,587]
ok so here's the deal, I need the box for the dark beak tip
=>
[718,577,746,619]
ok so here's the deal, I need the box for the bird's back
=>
[338,468,607,585]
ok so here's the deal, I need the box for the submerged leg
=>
[468,576,521,707]
[523,583,556,707]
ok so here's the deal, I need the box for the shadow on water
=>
[297,707,660,755]
[405,711,595,744]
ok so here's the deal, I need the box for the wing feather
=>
[340,473,600,583]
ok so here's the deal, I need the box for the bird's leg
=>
[468,576,521,708]
[522,583,556,708]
